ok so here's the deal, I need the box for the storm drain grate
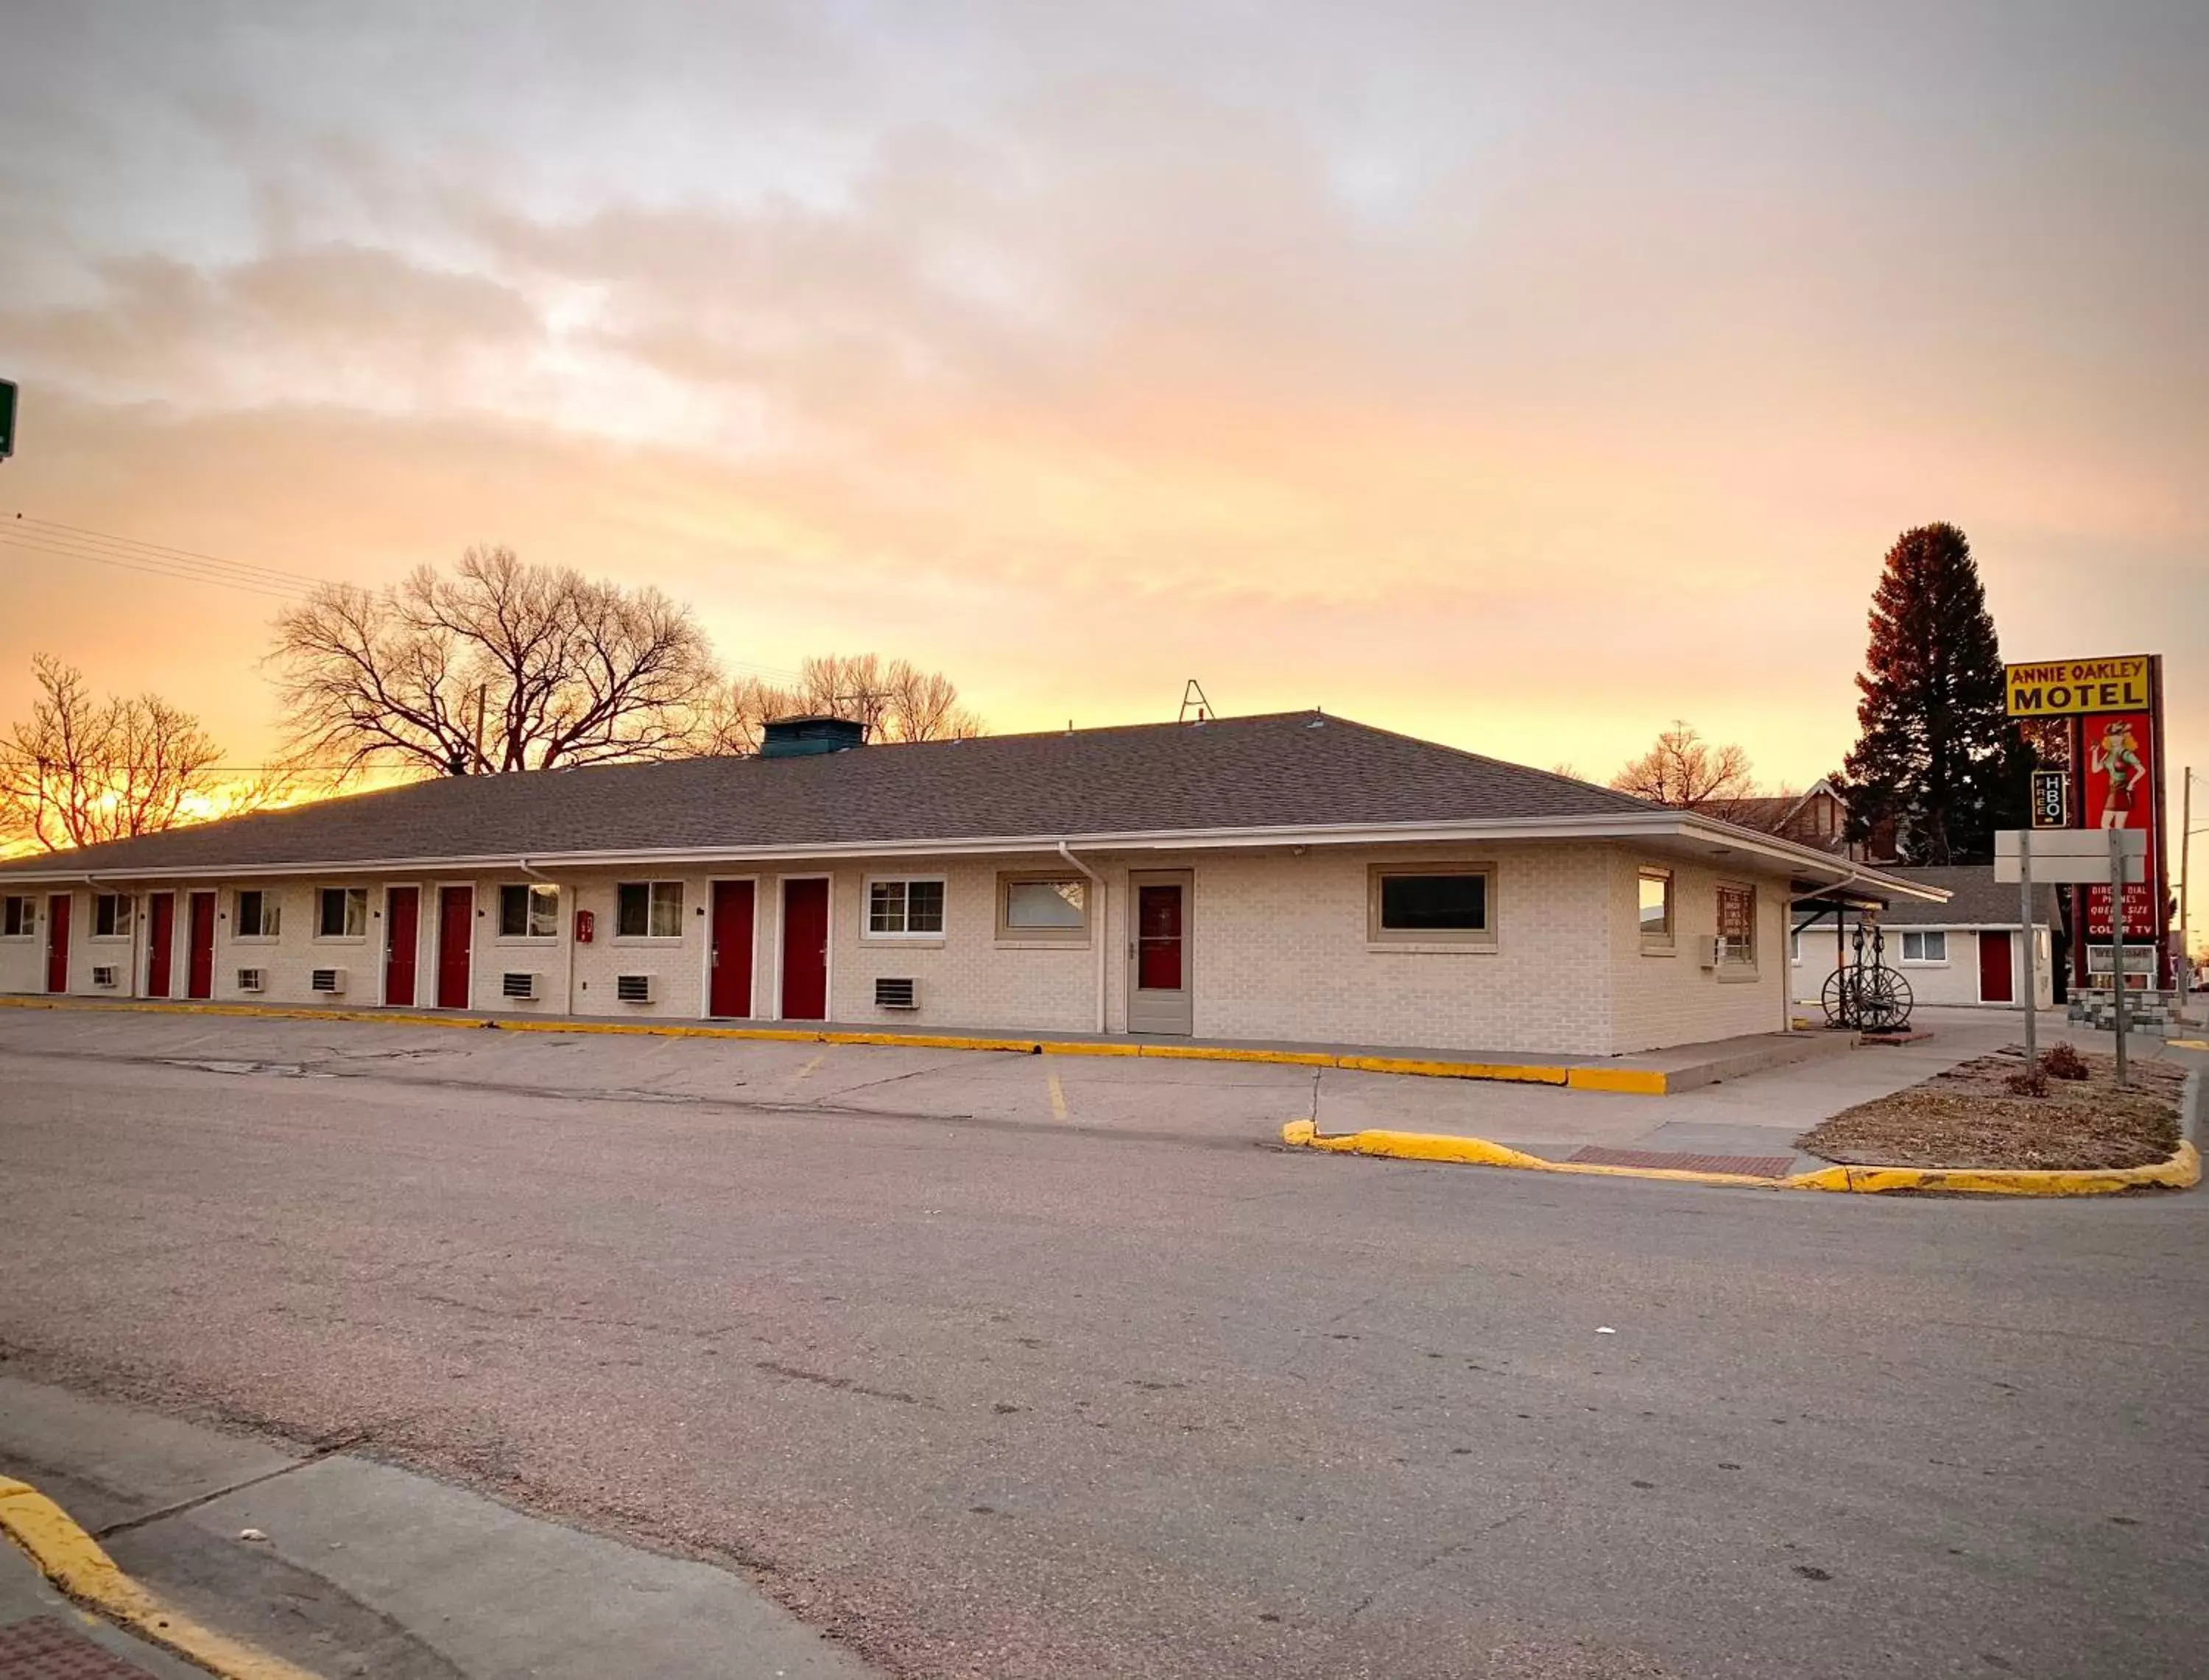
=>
[0,1616,166,1679]
[1566,1146,1796,1178]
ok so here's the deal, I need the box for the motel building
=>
[0,712,1942,1059]
[1790,865,2058,1013]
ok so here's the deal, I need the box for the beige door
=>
[1127,869,1194,1036]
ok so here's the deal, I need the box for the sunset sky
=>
[1,2,2204,804]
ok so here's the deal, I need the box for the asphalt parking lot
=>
[1,1005,2204,1679]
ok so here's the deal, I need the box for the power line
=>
[12,514,325,591]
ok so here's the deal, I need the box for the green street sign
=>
[0,379,15,461]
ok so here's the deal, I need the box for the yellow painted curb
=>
[2169,1038,2208,1052]
[0,1476,323,1680]
[1279,1122,2200,1197]
[0,994,1672,1091]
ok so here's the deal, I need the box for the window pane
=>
[650,881,684,938]
[905,880,945,933]
[529,885,560,939]
[1380,873,1487,931]
[499,884,530,939]
[238,891,261,937]
[346,889,367,937]
[1924,931,1946,961]
[869,880,904,933]
[1638,871,1671,936]
[617,883,649,938]
[1006,879,1084,929]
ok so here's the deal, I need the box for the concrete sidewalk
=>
[0,1377,873,1680]
[0,1533,208,1679]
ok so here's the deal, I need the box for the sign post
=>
[0,378,15,463]
[2109,826,2127,1084]
[2018,829,2036,1074]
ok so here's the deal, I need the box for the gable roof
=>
[1872,866,2059,928]
[0,711,1658,878]
[0,710,1945,906]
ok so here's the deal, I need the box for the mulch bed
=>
[1797,1048,2186,1171]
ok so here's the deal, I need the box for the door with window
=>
[1977,930,2015,1003]
[781,878,828,1020]
[1127,869,1194,1036]
[145,892,175,998]
[186,892,216,999]
[710,880,756,1018]
[44,894,71,993]
[385,886,420,1007]
[436,886,473,1009]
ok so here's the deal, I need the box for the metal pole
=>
[2184,768,2196,1003]
[2110,825,2128,1087]
[2019,829,2036,1074]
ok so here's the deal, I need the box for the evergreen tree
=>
[1841,523,2029,864]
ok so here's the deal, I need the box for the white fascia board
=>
[0,808,1949,889]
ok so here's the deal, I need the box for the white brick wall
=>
[0,841,1807,1055]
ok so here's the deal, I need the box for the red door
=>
[44,894,71,993]
[436,886,473,1009]
[186,892,216,999]
[781,878,828,1020]
[1978,931,2015,1003]
[385,886,420,1007]
[145,892,175,998]
[710,881,756,1018]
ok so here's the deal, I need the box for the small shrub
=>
[2004,1067,2049,1098]
[2042,1042,2089,1081]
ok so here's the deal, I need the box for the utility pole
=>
[2181,766,2195,1015]
[2018,829,2036,1074]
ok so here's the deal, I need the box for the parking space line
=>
[1048,1073,1068,1121]
[790,1053,825,1087]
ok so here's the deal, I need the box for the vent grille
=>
[236,968,267,993]
[309,967,347,995]
[91,965,120,989]
[501,971,540,1000]
[615,973,653,1004]
[874,976,918,1010]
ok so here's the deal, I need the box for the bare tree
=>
[1609,720,1758,818]
[0,656,227,851]
[272,547,720,774]
[702,654,984,755]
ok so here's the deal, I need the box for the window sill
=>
[1716,966,1761,984]
[493,936,560,947]
[88,935,133,944]
[862,935,946,949]
[311,936,369,945]
[608,936,686,947]
[230,935,281,945]
[1639,940,1676,958]
[994,937,1090,951]
[1366,941,1498,956]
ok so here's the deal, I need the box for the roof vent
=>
[760,716,867,759]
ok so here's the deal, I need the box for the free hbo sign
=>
[2004,654,2151,718]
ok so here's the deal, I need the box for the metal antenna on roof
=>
[1178,680,1212,724]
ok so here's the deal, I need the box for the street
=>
[0,1012,2204,1679]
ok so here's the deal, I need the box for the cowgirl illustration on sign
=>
[2090,718,2146,829]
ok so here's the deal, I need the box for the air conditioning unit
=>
[91,965,120,989]
[874,976,918,1011]
[1694,936,1720,971]
[501,971,540,1001]
[236,968,267,994]
[310,967,348,996]
[614,973,654,1004]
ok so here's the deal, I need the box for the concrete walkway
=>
[0,1377,873,1680]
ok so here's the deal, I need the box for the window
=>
[499,883,560,939]
[317,886,367,939]
[1369,865,1495,945]
[1900,930,1948,964]
[1715,883,1756,966]
[997,875,1088,942]
[2,896,33,937]
[1637,867,1673,947]
[94,893,133,939]
[616,880,685,939]
[868,877,946,937]
[234,889,281,939]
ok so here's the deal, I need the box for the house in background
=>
[0,710,1940,1060]
[1727,779,1878,860]
[1792,864,2057,1012]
